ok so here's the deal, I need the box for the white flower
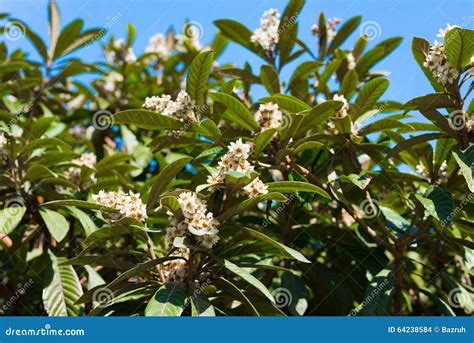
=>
[110,38,136,64]
[311,17,341,42]
[157,248,189,283]
[92,190,147,222]
[103,71,124,96]
[415,162,429,177]
[73,152,97,169]
[196,233,220,249]
[251,8,280,50]
[347,52,356,70]
[333,94,349,118]
[423,40,459,85]
[255,102,282,130]
[243,177,268,197]
[437,23,459,38]
[146,33,172,60]
[143,90,196,121]
[227,138,251,159]
[351,121,361,137]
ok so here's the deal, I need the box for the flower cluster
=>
[347,52,356,70]
[145,33,172,61]
[65,152,97,185]
[243,177,268,197]
[103,71,124,98]
[92,190,148,222]
[143,90,196,121]
[415,161,448,183]
[250,8,280,50]
[109,38,136,64]
[166,192,219,249]
[311,17,341,41]
[254,102,282,130]
[157,248,189,283]
[423,40,459,85]
[207,139,255,190]
[437,23,459,38]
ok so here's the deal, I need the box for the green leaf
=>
[40,208,70,243]
[415,186,453,225]
[67,206,98,236]
[327,16,361,55]
[352,78,389,117]
[60,28,104,56]
[54,19,83,59]
[241,227,310,263]
[444,28,474,70]
[254,128,277,157]
[217,192,287,222]
[145,283,187,316]
[213,19,268,61]
[281,272,309,315]
[403,93,455,111]
[218,277,260,316]
[43,250,83,316]
[147,157,192,209]
[260,65,280,94]
[452,147,474,192]
[9,19,48,62]
[260,94,311,113]
[113,109,182,130]
[126,22,136,48]
[190,286,215,316]
[215,258,274,302]
[266,181,330,199]
[209,92,259,131]
[186,50,214,107]
[0,206,26,235]
[340,69,358,99]
[356,37,402,76]
[47,0,60,62]
[42,199,115,212]
[414,288,455,316]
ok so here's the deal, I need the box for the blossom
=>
[65,152,97,185]
[110,38,136,64]
[255,103,282,130]
[165,191,219,250]
[157,248,189,283]
[437,23,459,38]
[73,152,96,169]
[250,8,280,50]
[347,52,356,70]
[311,17,341,41]
[103,71,124,97]
[351,121,361,137]
[467,118,474,133]
[243,177,268,197]
[207,139,254,190]
[92,190,147,222]
[415,162,429,177]
[423,40,459,84]
[143,90,196,121]
[333,94,349,118]
[145,33,172,61]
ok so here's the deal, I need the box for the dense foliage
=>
[0,0,472,316]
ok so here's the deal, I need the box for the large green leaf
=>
[260,94,311,113]
[356,37,402,76]
[352,78,389,117]
[40,208,70,243]
[0,206,26,235]
[241,227,310,263]
[47,0,60,62]
[452,147,474,192]
[145,283,187,316]
[147,157,192,209]
[327,16,361,55]
[113,109,182,130]
[43,251,83,316]
[216,258,274,302]
[415,186,453,225]
[208,92,259,131]
[260,65,280,94]
[444,28,474,70]
[254,128,277,157]
[186,50,214,107]
[67,206,98,236]
[403,93,455,111]
[266,181,330,199]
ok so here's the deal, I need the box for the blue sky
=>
[1,0,473,102]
